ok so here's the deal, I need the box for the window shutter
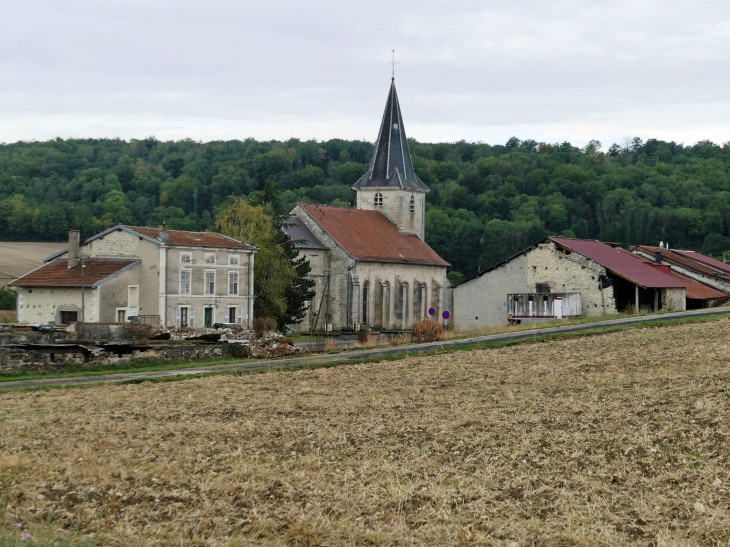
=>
[237,307,242,325]
[190,307,195,327]
[175,307,181,328]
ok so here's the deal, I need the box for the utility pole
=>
[81,258,86,323]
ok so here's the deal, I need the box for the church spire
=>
[352,80,429,191]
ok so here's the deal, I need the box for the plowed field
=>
[2,319,730,545]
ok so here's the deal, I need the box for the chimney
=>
[654,249,662,264]
[67,229,80,270]
[159,220,169,242]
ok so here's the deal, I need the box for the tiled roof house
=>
[9,224,256,327]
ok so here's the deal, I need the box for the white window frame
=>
[204,270,216,295]
[180,252,192,264]
[180,269,191,295]
[229,254,239,266]
[226,306,237,324]
[127,285,139,308]
[176,306,195,328]
[228,270,239,296]
[205,253,216,265]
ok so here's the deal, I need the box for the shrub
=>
[390,337,399,346]
[412,319,444,343]
[357,330,369,344]
[253,316,276,338]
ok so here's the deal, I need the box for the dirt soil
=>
[2,319,730,545]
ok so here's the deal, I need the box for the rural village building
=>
[633,246,730,295]
[8,225,256,328]
[620,248,728,309]
[284,79,450,331]
[451,237,687,332]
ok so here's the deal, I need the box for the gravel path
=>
[2,307,728,390]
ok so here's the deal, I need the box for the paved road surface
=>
[2,307,728,391]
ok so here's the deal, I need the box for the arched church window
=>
[374,192,383,207]
[409,195,415,213]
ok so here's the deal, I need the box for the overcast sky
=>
[3,0,730,149]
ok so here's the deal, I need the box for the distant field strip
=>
[0,242,66,287]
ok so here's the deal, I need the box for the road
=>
[2,307,728,390]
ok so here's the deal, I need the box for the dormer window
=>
[374,192,383,207]
[409,195,415,213]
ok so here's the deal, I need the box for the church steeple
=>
[352,80,429,191]
[353,79,428,240]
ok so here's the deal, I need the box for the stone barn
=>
[451,237,687,332]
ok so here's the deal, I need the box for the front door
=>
[204,307,213,328]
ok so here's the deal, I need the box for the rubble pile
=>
[246,331,304,358]
[151,326,303,358]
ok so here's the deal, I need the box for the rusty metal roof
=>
[299,203,449,266]
[637,246,730,280]
[8,258,140,288]
[671,250,730,275]
[617,248,728,299]
[551,238,687,289]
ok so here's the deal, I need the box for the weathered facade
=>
[9,225,256,328]
[452,238,687,332]
[285,79,449,332]
[453,239,618,332]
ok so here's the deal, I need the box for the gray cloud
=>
[2,0,730,147]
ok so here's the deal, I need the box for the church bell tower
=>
[352,78,429,240]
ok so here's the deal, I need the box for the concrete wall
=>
[356,188,427,240]
[452,240,618,332]
[16,286,101,324]
[98,263,144,322]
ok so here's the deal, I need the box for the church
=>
[285,79,450,332]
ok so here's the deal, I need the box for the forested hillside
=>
[2,136,730,279]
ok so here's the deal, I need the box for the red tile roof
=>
[123,226,255,249]
[299,203,449,266]
[637,246,730,280]
[8,258,139,288]
[617,248,728,300]
[671,249,730,275]
[551,238,686,288]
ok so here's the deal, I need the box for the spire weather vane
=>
[391,49,399,80]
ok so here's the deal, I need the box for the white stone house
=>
[283,78,450,332]
[8,225,257,328]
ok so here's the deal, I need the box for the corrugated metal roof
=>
[8,258,139,288]
[638,246,730,280]
[300,203,449,266]
[617,248,728,299]
[550,238,687,289]
[671,250,730,275]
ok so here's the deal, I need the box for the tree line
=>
[3,135,730,284]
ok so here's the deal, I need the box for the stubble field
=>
[2,319,730,545]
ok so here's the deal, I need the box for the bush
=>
[253,316,276,338]
[413,319,444,343]
[357,330,369,344]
